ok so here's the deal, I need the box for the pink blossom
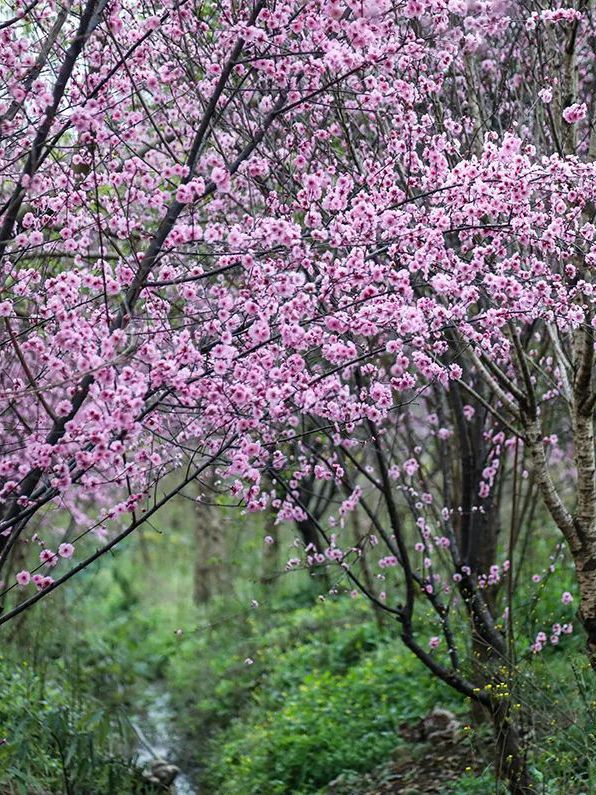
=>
[16,570,30,586]
[561,591,573,605]
[404,459,419,477]
[562,103,587,124]
[58,543,75,559]
[211,167,230,192]
[538,88,552,104]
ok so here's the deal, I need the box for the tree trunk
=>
[260,509,279,587]
[490,699,534,794]
[351,510,386,631]
[450,383,501,723]
[193,477,226,604]
[460,578,534,792]
[576,552,596,668]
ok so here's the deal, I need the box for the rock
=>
[141,757,180,788]
[399,706,462,744]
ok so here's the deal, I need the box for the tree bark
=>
[576,552,596,668]
[193,476,226,604]
[490,700,534,794]
[260,509,279,587]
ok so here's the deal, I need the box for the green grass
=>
[169,596,463,794]
[0,656,142,794]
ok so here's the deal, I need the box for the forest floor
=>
[329,736,491,794]
[326,713,490,795]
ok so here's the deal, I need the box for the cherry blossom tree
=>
[1,0,596,791]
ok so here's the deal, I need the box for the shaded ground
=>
[358,743,487,794]
[327,713,494,794]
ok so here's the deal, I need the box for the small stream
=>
[132,683,198,794]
